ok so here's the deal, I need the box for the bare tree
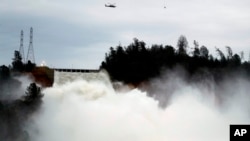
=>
[216,47,226,61]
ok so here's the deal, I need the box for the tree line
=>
[100,35,250,85]
[11,50,36,73]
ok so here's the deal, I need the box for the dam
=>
[31,66,101,87]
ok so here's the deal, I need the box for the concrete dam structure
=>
[31,67,100,87]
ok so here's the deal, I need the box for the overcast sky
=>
[0,0,250,69]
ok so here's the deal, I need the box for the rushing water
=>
[27,71,250,141]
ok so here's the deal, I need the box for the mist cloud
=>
[26,70,250,141]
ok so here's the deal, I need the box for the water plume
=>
[27,70,250,141]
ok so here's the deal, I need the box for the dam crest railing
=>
[53,68,100,73]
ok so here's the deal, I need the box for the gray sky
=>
[0,0,250,69]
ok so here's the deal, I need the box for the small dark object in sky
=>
[105,3,116,8]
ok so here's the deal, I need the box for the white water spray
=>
[27,71,250,141]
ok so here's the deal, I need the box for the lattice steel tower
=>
[26,27,35,63]
[19,30,25,63]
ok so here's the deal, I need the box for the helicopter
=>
[105,3,116,8]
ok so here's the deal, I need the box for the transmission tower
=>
[19,30,25,63]
[249,52,250,62]
[26,27,35,63]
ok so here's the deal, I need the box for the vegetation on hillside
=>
[100,36,250,84]
[12,50,36,73]
[0,50,43,141]
[100,36,250,107]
